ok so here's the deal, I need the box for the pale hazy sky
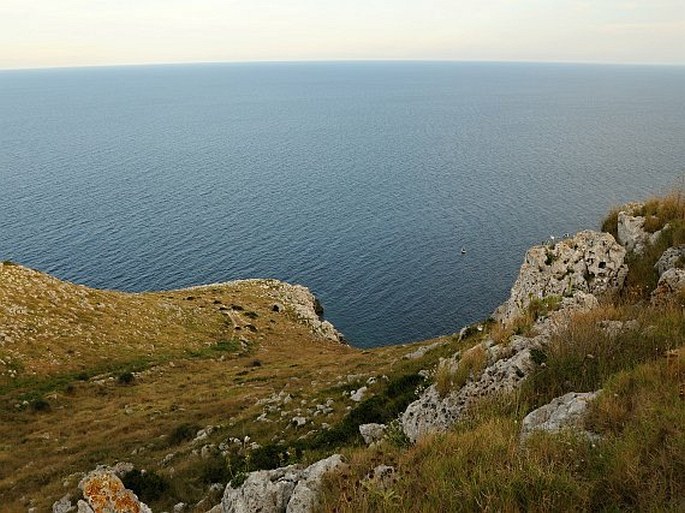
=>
[1,1,684,69]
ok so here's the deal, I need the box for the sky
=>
[1,1,684,69]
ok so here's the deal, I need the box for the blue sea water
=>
[1,61,684,347]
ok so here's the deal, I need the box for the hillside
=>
[1,192,684,513]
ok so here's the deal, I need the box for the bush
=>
[30,398,51,412]
[118,372,135,385]
[168,423,200,446]
[122,469,170,503]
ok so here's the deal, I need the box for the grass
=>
[435,343,487,398]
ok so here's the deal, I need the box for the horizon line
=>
[2,57,685,73]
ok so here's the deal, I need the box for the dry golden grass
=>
[0,263,460,511]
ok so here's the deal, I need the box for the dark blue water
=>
[1,62,684,347]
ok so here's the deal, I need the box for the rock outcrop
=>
[654,245,685,276]
[520,391,601,440]
[616,204,663,254]
[493,231,627,326]
[77,468,152,513]
[402,231,613,442]
[221,454,345,513]
[267,283,345,344]
[359,423,387,445]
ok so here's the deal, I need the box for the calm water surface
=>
[1,62,684,346]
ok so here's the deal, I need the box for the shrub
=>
[118,372,135,385]
[30,398,51,412]
[601,207,620,238]
[168,423,200,446]
[122,469,170,503]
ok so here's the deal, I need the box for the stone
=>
[359,423,387,445]
[493,231,627,326]
[286,454,345,513]
[173,502,187,513]
[403,341,445,360]
[53,494,74,513]
[521,391,601,440]
[651,268,685,305]
[292,416,307,427]
[617,206,663,254]
[272,303,284,313]
[221,454,345,513]
[77,501,94,513]
[79,469,152,513]
[350,386,367,402]
[655,245,685,276]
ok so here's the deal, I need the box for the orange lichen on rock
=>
[79,470,151,513]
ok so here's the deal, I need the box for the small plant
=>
[601,207,620,238]
[212,339,239,352]
[117,371,135,385]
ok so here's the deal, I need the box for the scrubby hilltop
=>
[1,192,684,513]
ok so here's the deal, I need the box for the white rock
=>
[292,416,307,427]
[651,268,685,305]
[221,455,345,513]
[52,495,74,513]
[359,423,387,445]
[617,206,663,254]
[655,245,685,276]
[350,386,367,402]
[493,230,626,326]
[520,391,601,440]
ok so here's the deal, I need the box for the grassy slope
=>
[0,263,463,511]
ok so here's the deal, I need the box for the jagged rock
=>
[493,231,626,326]
[520,391,601,440]
[286,454,345,513]
[221,454,345,513]
[359,423,387,445]
[267,283,345,343]
[365,465,396,489]
[79,469,152,513]
[53,494,74,513]
[651,268,685,305]
[401,337,537,442]
[617,206,663,254]
[655,245,685,276]
[350,386,367,402]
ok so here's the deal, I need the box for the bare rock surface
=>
[221,454,345,513]
[359,423,387,445]
[651,268,685,305]
[520,391,601,440]
[616,204,663,254]
[78,468,152,513]
[493,231,626,326]
[655,245,685,276]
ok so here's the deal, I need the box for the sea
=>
[1,61,684,347]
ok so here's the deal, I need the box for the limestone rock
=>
[365,465,396,489]
[401,337,537,442]
[286,454,345,513]
[520,391,601,440]
[77,501,94,513]
[651,268,685,305]
[221,454,345,513]
[617,206,663,254]
[350,386,367,402]
[359,423,387,445]
[403,341,445,360]
[79,469,152,513]
[655,245,685,276]
[493,231,626,326]
[53,495,74,513]
[268,283,345,343]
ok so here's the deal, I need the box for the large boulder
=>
[222,454,345,513]
[77,469,152,513]
[520,391,601,440]
[493,231,626,326]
